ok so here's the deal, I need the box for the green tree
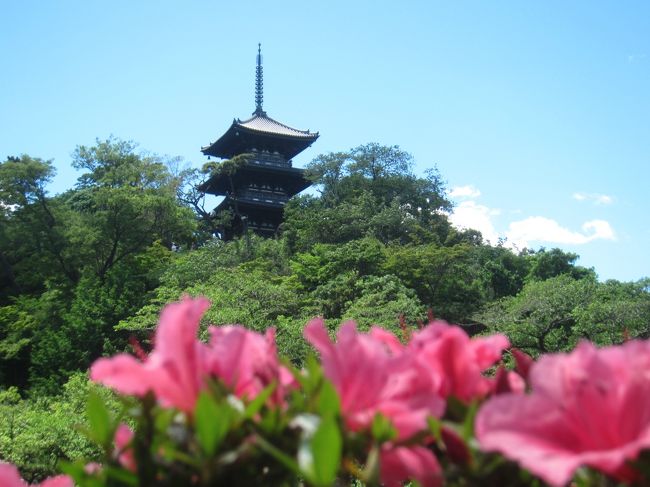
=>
[1,140,200,392]
[0,156,78,297]
[283,144,452,251]
[342,275,425,334]
[290,238,385,317]
[525,247,595,282]
[68,138,195,280]
[572,278,650,344]
[0,374,117,482]
[384,243,483,322]
[474,244,530,300]
[476,275,650,355]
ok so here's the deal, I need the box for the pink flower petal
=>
[207,325,291,404]
[0,463,25,487]
[114,424,136,472]
[305,319,443,440]
[91,296,211,412]
[380,446,442,487]
[511,348,534,380]
[0,463,73,487]
[38,476,74,487]
[477,339,650,486]
[411,323,509,402]
[90,354,155,396]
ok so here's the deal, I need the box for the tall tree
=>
[0,156,77,297]
[67,138,196,280]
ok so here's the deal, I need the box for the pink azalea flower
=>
[0,463,73,487]
[39,476,74,487]
[476,340,650,486]
[409,321,509,402]
[114,423,136,472]
[304,319,444,439]
[380,445,442,487]
[91,296,211,412]
[511,348,534,380]
[206,326,294,403]
[492,365,526,395]
[440,426,471,466]
[83,462,102,474]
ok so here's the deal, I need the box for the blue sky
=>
[2,1,648,281]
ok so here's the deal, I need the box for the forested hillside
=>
[1,138,649,480]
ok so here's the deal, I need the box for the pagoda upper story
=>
[201,112,318,161]
[199,45,319,240]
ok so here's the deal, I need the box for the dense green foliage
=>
[0,373,119,482]
[1,139,649,478]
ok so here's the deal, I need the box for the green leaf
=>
[195,392,231,456]
[244,381,276,419]
[310,416,342,486]
[302,353,324,393]
[104,466,139,486]
[371,412,396,443]
[427,416,442,441]
[317,380,340,417]
[86,390,112,446]
[461,400,479,441]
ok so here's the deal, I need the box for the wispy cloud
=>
[449,185,481,199]
[505,217,616,248]
[572,192,614,205]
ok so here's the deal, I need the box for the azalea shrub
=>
[5,297,650,486]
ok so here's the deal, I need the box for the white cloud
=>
[449,185,481,199]
[572,192,614,205]
[505,217,616,248]
[448,200,500,243]
[448,184,617,249]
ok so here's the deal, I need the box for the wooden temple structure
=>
[199,45,319,240]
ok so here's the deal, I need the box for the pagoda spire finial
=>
[254,43,265,115]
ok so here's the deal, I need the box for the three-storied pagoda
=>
[199,45,319,240]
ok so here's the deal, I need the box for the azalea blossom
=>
[492,365,526,395]
[304,318,444,440]
[114,424,136,472]
[0,463,72,487]
[510,347,534,380]
[476,340,650,486]
[206,325,295,404]
[409,321,509,402]
[91,296,291,412]
[380,445,442,487]
[90,296,211,412]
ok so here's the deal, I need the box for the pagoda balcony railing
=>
[235,190,289,205]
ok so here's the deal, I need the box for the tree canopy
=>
[0,139,646,397]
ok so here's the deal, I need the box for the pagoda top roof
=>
[201,112,319,160]
[237,112,318,139]
[201,45,319,160]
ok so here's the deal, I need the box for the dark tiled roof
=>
[236,113,318,139]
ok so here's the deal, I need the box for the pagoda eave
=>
[199,163,311,196]
[201,123,319,160]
